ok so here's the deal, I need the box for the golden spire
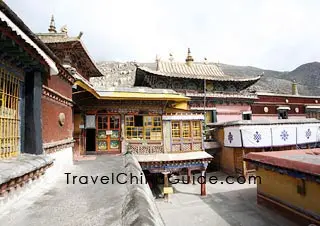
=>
[169,53,174,62]
[48,15,57,33]
[60,25,68,34]
[155,54,160,71]
[185,48,194,66]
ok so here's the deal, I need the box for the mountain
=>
[282,62,320,91]
[92,61,320,96]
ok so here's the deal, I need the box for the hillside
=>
[282,62,320,91]
[91,61,320,96]
[218,63,320,96]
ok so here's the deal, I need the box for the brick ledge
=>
[0,154,54,196]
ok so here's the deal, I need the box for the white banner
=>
[272,126,297,146]
[297,124,320,144]
[241,126,272,148]
[224,127,242,147]
[85,115,96,129]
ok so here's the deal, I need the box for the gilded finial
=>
[60,25,68,34]
[77,31,83,39]
[169,53,174,62]
[185,48,194,66]
[48,15,56,33]
[155,54,160,71]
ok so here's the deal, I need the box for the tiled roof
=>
[138,61,261,81]
[37,32,103,77]
[37,33,79,43]
[96,86,179,95]
[186,91,258,99]
[159,61,225,78]
[0,2,59,75]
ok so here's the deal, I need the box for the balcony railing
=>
[127,143,164,154]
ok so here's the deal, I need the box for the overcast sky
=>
[6,0,320,71]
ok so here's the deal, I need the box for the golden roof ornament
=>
[60,25,68,34]
[77,31,83,39]
[185,48,194,66]
[48,15,56,33]
[155,54,160,71]
[169,53,174,62]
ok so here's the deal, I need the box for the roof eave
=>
[0,1,60,75]
[137,66,261,82]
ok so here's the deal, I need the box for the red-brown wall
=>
[252,94,320,117]
[45,75,72,99]
[42,99,73,143]
[257,95,319,104]
[42,74,73,144]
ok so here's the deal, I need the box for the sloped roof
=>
[37,33,79,43]
[137,61,261,82]
[71,66,189,101]
[37,32,103,77]
[0,1,59,75]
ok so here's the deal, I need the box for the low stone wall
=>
[121,154,165,226]
[0,154,53,187]
[0,154,54,207]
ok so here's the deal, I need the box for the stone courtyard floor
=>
[156,171,298,226]
[0,155,127,226]
[0,157,300,226]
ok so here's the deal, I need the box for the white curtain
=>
[241,126,272,148]
[223,123,320,148]
[224,127,242,147]
[272,125,297,146]
[297,124,320,144]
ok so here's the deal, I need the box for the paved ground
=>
[0,155,127,226]
[0,157,300,226]
[156,171,298,226]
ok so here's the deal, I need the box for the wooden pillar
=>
[242,149,247,177]
[187,168,192,184]
[24,71,43,155]
[200,170,206,196]
[163,172,169,200]
[120,113,125,153]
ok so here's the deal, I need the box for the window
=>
[306,111,320,120]
[297,179,306,196]
[171,120,203,152]
[144,116,162,140]
[172,121,203,139]
[242,113,252,120]
[172,121,180,138]
[182,121,191,138]
[0,69,21,159]
[211,110,217,123]
[125,115,162,140]
[278,110,288,119]
[192,121,201,138]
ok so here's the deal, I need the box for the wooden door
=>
[96,114,121,152]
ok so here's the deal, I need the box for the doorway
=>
[86,129,96,152]
[96,114,121,152]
